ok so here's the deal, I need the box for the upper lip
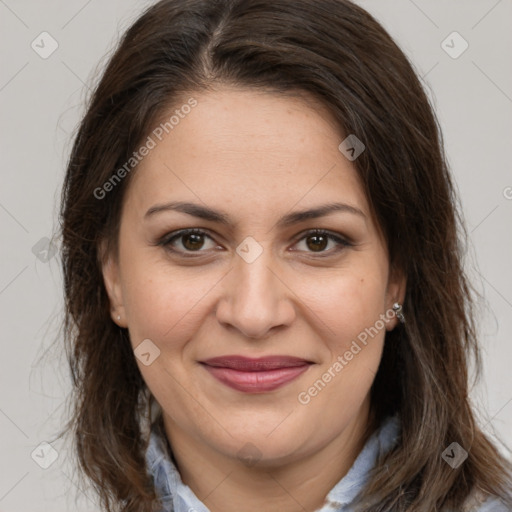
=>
[201,355,313,371]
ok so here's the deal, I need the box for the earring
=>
[392,302,405,324]
[117,315,121,321]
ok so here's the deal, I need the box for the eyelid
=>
[156,227,353,257]
[156,228,220,255]
[291,227,352,246]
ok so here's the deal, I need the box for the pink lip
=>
[200,356,313,393]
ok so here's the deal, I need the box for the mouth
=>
[200,355,313,393]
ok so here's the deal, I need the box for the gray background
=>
[1,1,511,510]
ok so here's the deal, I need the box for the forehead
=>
[123,87,370,224]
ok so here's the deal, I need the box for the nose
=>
[214,243,296,340]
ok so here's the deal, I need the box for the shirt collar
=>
[145,414,401,512]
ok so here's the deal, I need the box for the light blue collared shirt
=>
[145,415,509,511]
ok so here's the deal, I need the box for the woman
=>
[59,0,512,510]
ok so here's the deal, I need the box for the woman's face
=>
[102,86,405,467]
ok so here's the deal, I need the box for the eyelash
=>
[157,228,352,258]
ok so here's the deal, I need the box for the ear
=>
[99,240,127,328]
[384,265,407,332]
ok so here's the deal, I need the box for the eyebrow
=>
[144,201,366,228]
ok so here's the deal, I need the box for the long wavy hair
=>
[58,0,512,510]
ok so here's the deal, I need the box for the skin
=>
[102,86,406,512]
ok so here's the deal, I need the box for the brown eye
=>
[305,233,329,252]
[159,228,218,255]
[181,232,206,251]
[293,229,351,255]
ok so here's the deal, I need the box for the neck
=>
[162,401,375,512]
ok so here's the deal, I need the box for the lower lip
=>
[202,364,311,393]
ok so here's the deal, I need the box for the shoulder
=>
[459,489,511,512]
[439,488,512,512]
[471,497,511,511]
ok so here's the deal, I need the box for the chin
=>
[211,426,313,468]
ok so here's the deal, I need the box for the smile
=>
[200,355,313,393]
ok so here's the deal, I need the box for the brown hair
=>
[59,0,512,510]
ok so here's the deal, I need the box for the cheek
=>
[122,265,220,347]
[297,264,388,348]
[295,272,387,427]
[117,223,220,345]
[293,262,388,398]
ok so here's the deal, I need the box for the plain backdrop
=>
[1,1,511,510]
